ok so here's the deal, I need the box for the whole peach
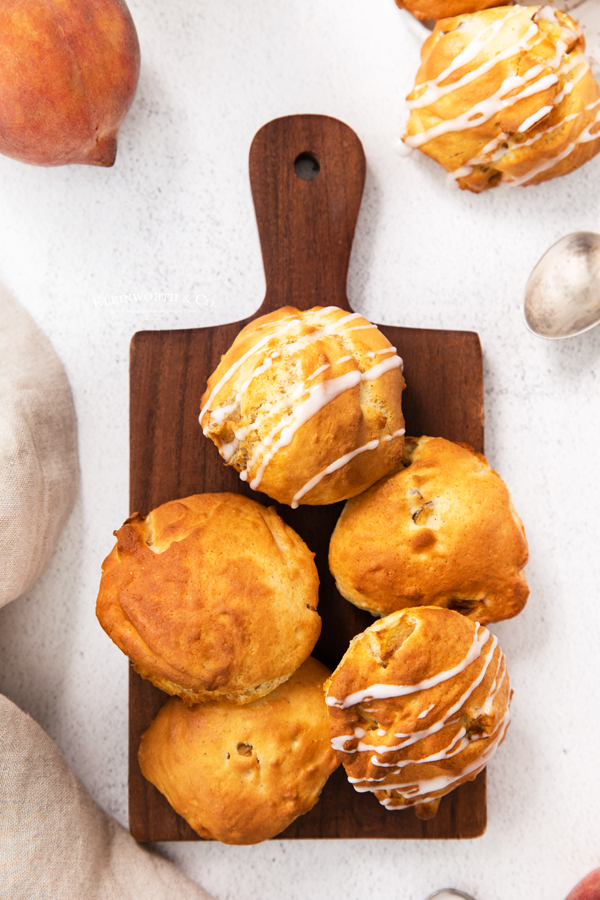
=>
[0,0,140,167]
[566,869,600,900]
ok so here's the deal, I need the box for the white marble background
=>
[0,1,598,898]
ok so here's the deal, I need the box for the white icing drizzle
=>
[354,634,497,755]
[326,623,490,709]
[546,37,567,69]
[251,315,296,331]
[314,306,342,317]
[368,725,470,772]
[505,97,600,186]
[201,307,405,496]
[448,61,596,185]
[535,4,557,22]
[328,624,509,809]
[290,427,405,508]
[405,67,559,150]
[306,363,330,382]
[403,5,598,188]
[366,347,397,358]
[200,317,308,423]
[238,353,273,389]
[323,311,364,333]
[209,354,275,429]
[361,355,403,381]
[220,438,238,462]
[517,91,595,151]
[209,402,237,426]
[517,104,553,132]
[377,711,510,807]
[245,354,402,491]
[334,634,498,763]
[331,732,363,752]
[202,308,391,427]
[406,11,537,113]
[396,139,414,157]
[418,703,436,720]
[246,370,362,489]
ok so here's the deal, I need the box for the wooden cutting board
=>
[128,114,485,842]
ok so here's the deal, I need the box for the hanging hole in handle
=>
[294,151,320,180]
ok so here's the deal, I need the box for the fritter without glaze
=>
[138,658,339,844]
[96,492,321,705]
[325,607,511,819]
[402,5,600,191]
[394,0,509,24]
[200,306,405,507]
[329,436,528,623]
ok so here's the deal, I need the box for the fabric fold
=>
[0,693,213,900]
[0,285,78,608]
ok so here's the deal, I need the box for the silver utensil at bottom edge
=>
[425,890,477,900]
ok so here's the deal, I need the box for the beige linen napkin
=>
[0,694,212,900]
[0,291,213,898]
[0,285,78,607]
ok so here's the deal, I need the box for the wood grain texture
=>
[250,114,364,314]
[128,115,485,842]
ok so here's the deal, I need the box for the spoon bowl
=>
[425,891,477,900]
[524,231,600,339]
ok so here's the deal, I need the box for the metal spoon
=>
[524,231,600,339]
[425,891,477,900]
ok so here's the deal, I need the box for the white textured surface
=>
[0,1,598,898]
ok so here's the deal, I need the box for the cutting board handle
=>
[249,114,366,316]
